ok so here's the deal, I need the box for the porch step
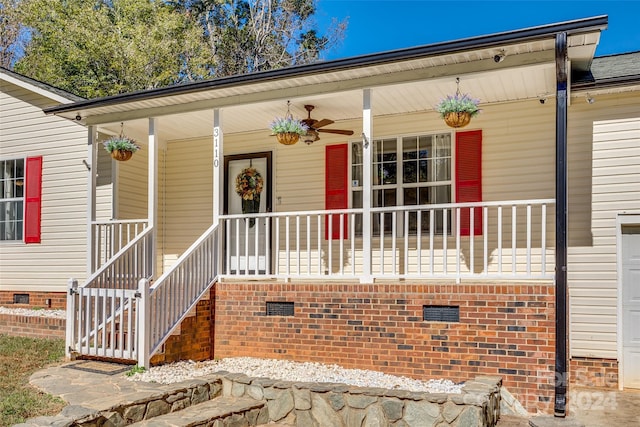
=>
[129,396,267,426]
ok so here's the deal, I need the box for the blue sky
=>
[315,1,640,60]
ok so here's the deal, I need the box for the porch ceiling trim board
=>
[44,16,606,122]
[78,52,558,127]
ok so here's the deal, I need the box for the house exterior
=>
[38,15,639,415]
[0,68,102,308]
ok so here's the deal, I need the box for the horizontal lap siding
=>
[567,92,640,359]
[0,82,88,292]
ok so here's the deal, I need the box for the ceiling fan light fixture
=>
[304,129,319,145]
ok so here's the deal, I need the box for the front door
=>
[224,152,272,274]
[622,225,640,389]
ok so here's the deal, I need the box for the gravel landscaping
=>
[0,306,66,318]
[127,357,464,394]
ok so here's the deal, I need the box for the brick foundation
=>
[570,357,619,389]
[0,291,66,310]
[0,313,65,339]
[213,282,556,414]
[150,295,214,365]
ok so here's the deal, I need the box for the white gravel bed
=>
[127,357,463,394]
[0,306,66,318]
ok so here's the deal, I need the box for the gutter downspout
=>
[554,31,568,418]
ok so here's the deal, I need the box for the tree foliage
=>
[0,0,25,68]
[14,0,209,98]
[9,0,346,98]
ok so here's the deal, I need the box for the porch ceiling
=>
[99,61,557,143]
[53,18,603,143]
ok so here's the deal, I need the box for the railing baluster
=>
[266,218,271,275]
[470,208,475,274]
[379,213,384,274]
[456,208,461,279]
[317,215,322,275]
[286,216,291,276]
[244,218,249,275]
[418,210,423,275]
[404,210,409,276]
[307,215,311,275]
[328,214,333,275]
[541,204,547,275]
[483,206,489,276]
[392,212,397,275]
[275,217,280,275]
[442,209,448,274]
[235,218,240,275]
[351,213,356,276]
[512,205,517,275]
[527,204,532,276]
[296,215,301,276]
[339,214,344,276]
[498,206,503,274]
[225,219,231,275]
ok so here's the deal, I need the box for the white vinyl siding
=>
[0,80,89,292]
[567,92,640,359]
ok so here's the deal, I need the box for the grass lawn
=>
[0,334,66,426]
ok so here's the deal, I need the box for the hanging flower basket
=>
[270,102,309,146]
[436,78,481,129]
[443,112,472,128]
[276,132,301,145]
[110,149,134,161]
[103,128,140,162]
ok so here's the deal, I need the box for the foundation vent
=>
[423,305,460,322]
[266,301,295,317]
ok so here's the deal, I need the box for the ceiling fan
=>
[301,105,354,144]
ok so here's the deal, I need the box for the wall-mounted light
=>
[75,114,82,121]
[586,94,595,104]
[539,96,547,105]
[494,50,506,63]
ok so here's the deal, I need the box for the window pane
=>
[419,135,432,159]
[376,163,396,185]
[352,191,363,235]
[382,139,396,161]
[435,134,451,157]
[351,142,363,165]
[403,136,417,160]
[0,200,23,241]
[403,161,417,183]
[352,165,362,185]
[403,187,417,205]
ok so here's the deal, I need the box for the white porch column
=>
[213,109,224,275]
[361,89,373,283]
[213,109,223,224]
[148,118,158,277]
[87,125,97,275]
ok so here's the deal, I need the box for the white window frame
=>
[350,131,455,235]
[0,157,26,243]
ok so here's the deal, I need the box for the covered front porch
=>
[51,16,608,415]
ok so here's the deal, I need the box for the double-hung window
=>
[0,156,42,243]
[351,132,453,235]
[0,158,25,241]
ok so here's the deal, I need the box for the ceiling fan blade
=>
[318,129,354,135]
[313,119,334,129]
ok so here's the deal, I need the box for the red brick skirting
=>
[570,357,619,388]
[0,291,66,309]
[213,282,556,414]
[0,313,65,339]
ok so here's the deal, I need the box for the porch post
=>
[148,118,158,278]
[213,109,223,275]
[554,31,568,418]
[213,109,223,224]
[87,125,97,275]
[361,89,373,283]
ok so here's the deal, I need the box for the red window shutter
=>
[325,144,348,240]
[455,130,482,236]
[24,156,43,243]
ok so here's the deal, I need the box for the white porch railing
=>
[66,228,153,359]
[220,199,555,281]
[92,219,149,272]
[139,223,220,367]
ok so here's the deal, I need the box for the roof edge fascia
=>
[44,15,608,115]
[1,68,83,104]
[572,75,640,91]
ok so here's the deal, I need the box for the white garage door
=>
[622,225,640,389]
